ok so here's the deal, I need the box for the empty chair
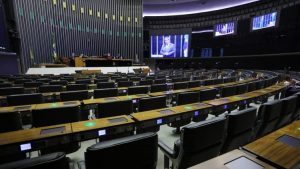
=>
[76,79,92,85]
[115,78,128,82]
[154,79,166,84]
[80,133,157,169]
[37,78,51,83]
[14,79,32,84]
[7,93,43,106]
[32,106,81,127]
[0,152,70,169]
[188,81,200,88]
[276,95,298,128]
[247,82,257,92]
[159,117,227,169]
[23,82,43,88]
[50,80,68,86]
[128,86,149,95]
[199,88,218,102]
[94,88,118,98]
[0,87,24,96]
[66,84,88,91]
[221,107,257,153]
[32,106,81,154]
[236,83,248,94]
[0,83,12,88]
[60,90,90,102]
[173,82,189,90]
[130,77,141,81]
[150,84,168,93]
[169,92,200,133]
[97,82,115,89]
[0,112,22,133]
[118,81,133,87]
[221,85,237,97]
[255,100,282,138]
[172,78,182,83]
[139,80,153,86]
[256,80,265,89]
[139,96,167,112]
[97,100,133,118]
[39,85,63,93]
[291,92,300,121]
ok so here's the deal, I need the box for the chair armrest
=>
[158,139,176,159]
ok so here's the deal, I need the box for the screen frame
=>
[250,11,280,32]
[213,21,238,38]
[150,29,192,58]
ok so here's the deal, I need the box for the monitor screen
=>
[0,0,9,51]
[214,22,236,37]
[20,143,32,151]
[151,34,190,58]
[252,12,278,31]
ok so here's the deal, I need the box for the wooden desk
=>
[35,101,81,110]
[75,57,132,67]
[188,150,276,169]
[131,103,212,130]
[0,124,72,155]
[244,120,300,169]
[71,115,135,141]
[0,104,34,113]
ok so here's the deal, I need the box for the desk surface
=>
[131,103,212,122]
[244,120,300,169]
[35,101,81,110]
[0,124,72,146]
[188,150,276,169]
[71,115,134,133]
[0,104,34,113]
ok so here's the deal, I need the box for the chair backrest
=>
[23,82,43,88]
[176,117,227,169]
[32,106,81,127]
[139,96,166,112]
[173,82,189,90]
[97,100,133,118]
[154,79,166,84]
[76,79,91,85]
[139,80,153,86]
[94,78,109,83]
[199,88,218,102]
[84,133,157,169]
[0,83,12,88]
[0,87,24,96]
[256,80,265,89]
[177,92,200,105]
[276,95,298,128]
[256,100,282,137]
[222,107,257,153]
[128,86,149,95]
[150,84,168,93]
[49,80,68,86]
[97,82,115,89]
[236,84,248,94]
[221,85,237,97]
[93,88,118,98]
[115,78,128,82]
[188,81,200,88]
[0,112,22,133]
[39,85,63,93]
[0,152,70,169]
[247,82,257,92]
[118,81,133,87]
[292,92,300,121]
[7,93,43,106]
[60,91,89,101]
[66,84,87,91]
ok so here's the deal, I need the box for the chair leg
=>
[164,155,170,169]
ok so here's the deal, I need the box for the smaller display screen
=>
[214,22,236,37]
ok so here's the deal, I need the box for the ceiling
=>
[143,0,260,17]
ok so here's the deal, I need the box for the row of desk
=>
[189,120,300,169]
[0,83,288,158]
[0,78,255,113]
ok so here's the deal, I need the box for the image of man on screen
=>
[160,36,175,57]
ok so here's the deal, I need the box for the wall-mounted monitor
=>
[214,22,236,37]
[251,12,278,31]
[151,34,190,58]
